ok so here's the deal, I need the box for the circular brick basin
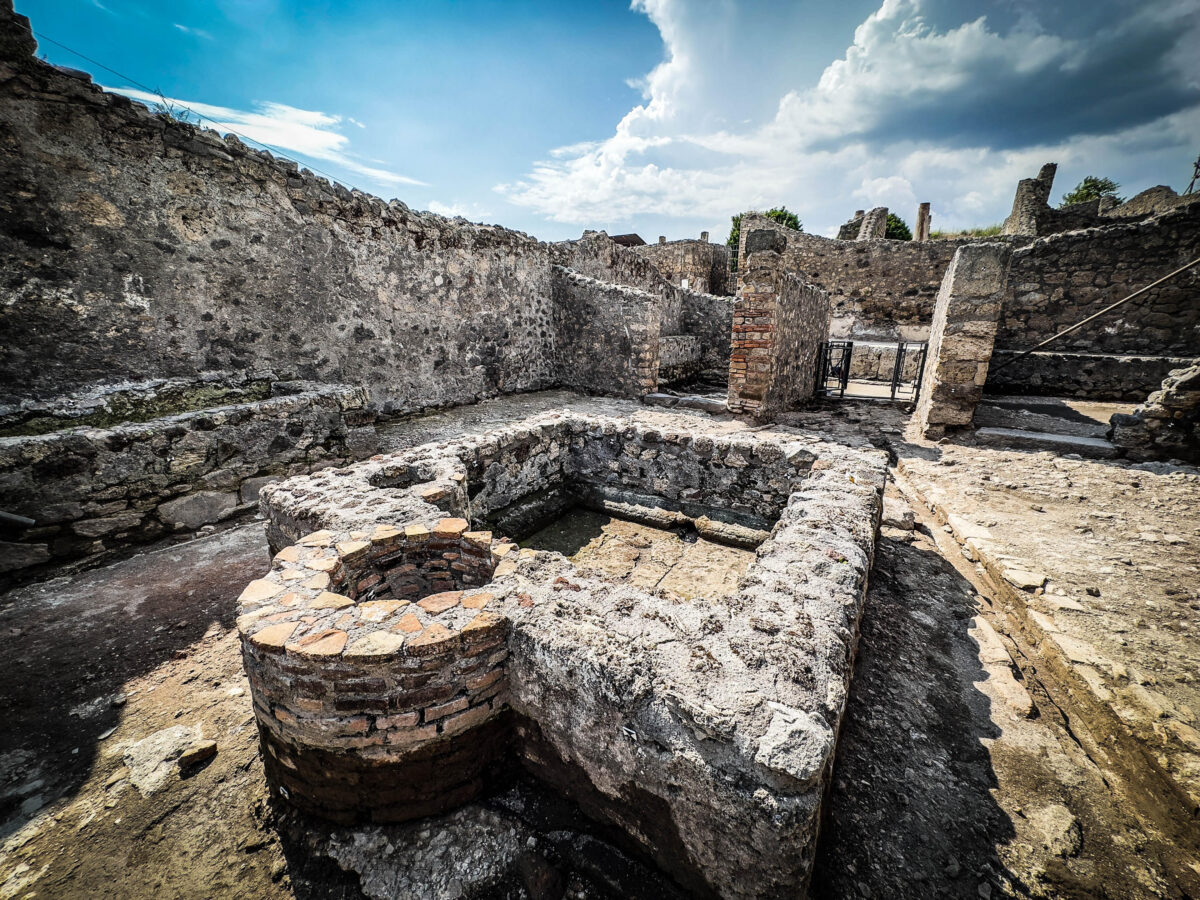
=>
[238,517,515,823]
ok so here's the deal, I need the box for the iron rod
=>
[990,255,1200,374]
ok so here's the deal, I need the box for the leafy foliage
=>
[727,207,802,271]
[1059,176,1124,208]
[885,213,912,241]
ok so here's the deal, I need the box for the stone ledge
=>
[243,411,887,897]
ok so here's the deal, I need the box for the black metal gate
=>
[817,340,927,401]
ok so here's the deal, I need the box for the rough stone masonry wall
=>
[679,289,735,372]
[997,203,1200,358]
[633,238,731,295]
[1109,360,1200,463]
[728,253,830,418]
[985,351,1196,401]
[778,231,975,341]
[549,267,662,397]
[0,381,374,581]
[245,412,888,898]
[914,244,1013,438]
[0,7,686,415]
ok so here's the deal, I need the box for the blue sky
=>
[16,0,1200,240]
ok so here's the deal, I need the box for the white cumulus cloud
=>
[499,0,1200,238]
[111,88,427,188]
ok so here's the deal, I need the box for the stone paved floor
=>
[522,509,754,601]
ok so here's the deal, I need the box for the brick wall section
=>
[549,267,662,396]
[728,253,830,418]
[0,381,375,582]
[240,519,513,823]
[914,244,1013,438]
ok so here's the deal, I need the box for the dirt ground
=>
[2,392,1197,899]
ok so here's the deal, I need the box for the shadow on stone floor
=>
[810,534,1024,900]
[0,523,269,838]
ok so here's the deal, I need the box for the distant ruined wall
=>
[633,238,731,295]
[777,231,972,341]
[549,267,661,397]
[998,203,1200,357]
[0,6,678,414]
[1002,162,1199,238]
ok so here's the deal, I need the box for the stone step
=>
[973,427,1119,458]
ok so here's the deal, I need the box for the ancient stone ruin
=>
[2,2,1200,898]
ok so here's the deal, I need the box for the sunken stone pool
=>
[239,411,886,899]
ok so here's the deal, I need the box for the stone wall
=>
[734,218,976,342]
[1003,162,1199,238]
[679,289,735,372]
[1109,361,1200,463]
[549,267,661,397]
[857,207,888,241]
[633,238,731,295]
[914,244,1012,438]
[847,342,923,382]
[245,411,888,898]
[0,8,692,415]
[985,351,1195,402]
[657,335,702,386]
[0,380,375,582]
[997,203,1200,358]
[728,253,830,418]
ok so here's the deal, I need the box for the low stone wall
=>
[0,380,376,581]
[247,411,887,898]
[1109,361,1200,463]
[728,252,830,418]
[0,370,272,436]
[549,267,662,397]
[985,351,1195,401]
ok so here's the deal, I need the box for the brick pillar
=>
[857,207,888,241]
[728,252,830,418]
[913,243,1012,439]
[915,202,931,241]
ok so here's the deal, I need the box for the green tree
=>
[1059,176,1124,208]
[727,207,802,271]
[885,213,912,240]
